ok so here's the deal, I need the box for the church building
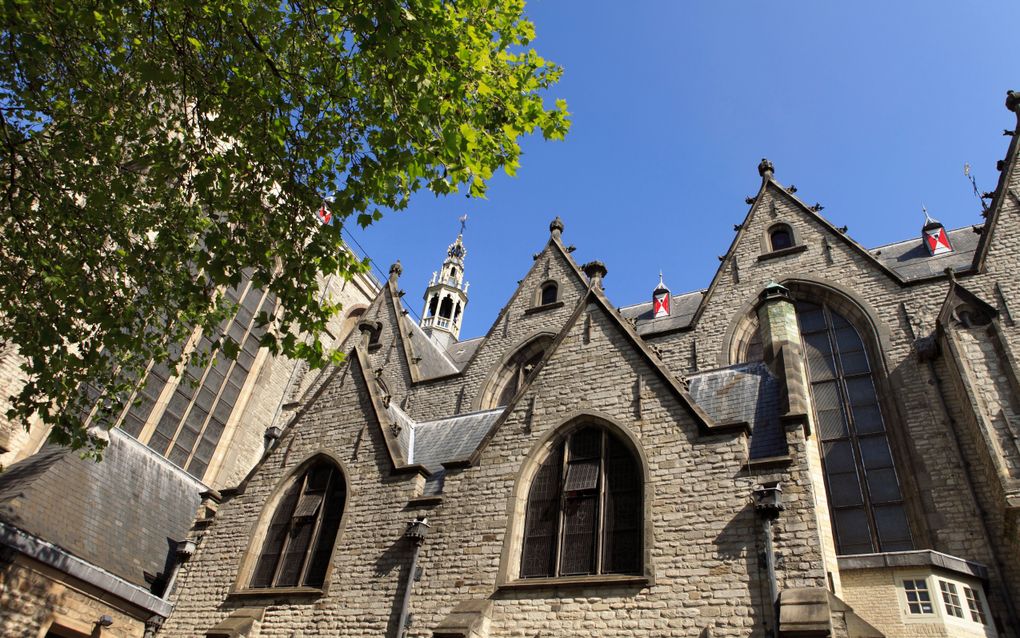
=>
[151,91,1020,638]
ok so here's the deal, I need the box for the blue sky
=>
[349,1,1020,340]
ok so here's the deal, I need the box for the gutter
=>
[0,521,174,618]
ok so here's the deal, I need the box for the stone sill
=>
[747,454,793,470]
[757,244,808,262]
[523,301,565,315]
[837,549,988,580]
[407,494,443,507]
[498,574,648,591]
[228,586,324,600]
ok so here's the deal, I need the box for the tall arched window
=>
[521,425,642,578]
[798,301,911,554]
[249,458,346,589]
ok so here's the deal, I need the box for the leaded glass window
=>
[797,301,911,554]
[250,459,346,589]
[521,426,642,578]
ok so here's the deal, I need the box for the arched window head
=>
[769,224,794,251]
[522,425,642,578]
[483,335,554,408]
[427,296,438,318]
[249,458,346,589]
[797,300,911,554]
[540,281,558,306]
[439,296,453,319]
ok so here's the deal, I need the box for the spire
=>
[652,271,671,318]
[921,205,953,256]
[419,218,470,348]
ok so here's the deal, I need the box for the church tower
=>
[420,217,470,349]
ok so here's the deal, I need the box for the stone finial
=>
[1006,89,1020,115]
[582,260,608,289]
[388,260,402,282]
[758,157,775,179]
[549,216,565,238]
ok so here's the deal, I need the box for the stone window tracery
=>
[249,458,346,589]
[520,425,642,578]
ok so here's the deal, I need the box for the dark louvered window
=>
[250,460,345,589]
[798,301,912,555]
[520,426,642,578]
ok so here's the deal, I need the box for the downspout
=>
[753,482,784,638]
[396,517,430,638]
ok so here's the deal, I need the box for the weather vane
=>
[459,214,468,235]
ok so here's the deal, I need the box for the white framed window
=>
[903,578,934,615]
[939,580,964,618]
[963,585,988,625]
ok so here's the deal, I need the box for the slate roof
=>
[402,314,459,378]
[382,402,503,495]
[619,290,704,336]
[687,362,786,459]
[0,429,205,590]
[870,225,981,281]
[446,336,484,371]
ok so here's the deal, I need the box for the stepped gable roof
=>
[687,362,786,460]
[0,429,204,589]
[619,290,704,335]
[871,225,981,280]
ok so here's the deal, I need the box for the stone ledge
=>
[523,301,565,315]
[837,549,988,580]
[497,574,648,591]
[758,244,809,262]
[227,586,323,600]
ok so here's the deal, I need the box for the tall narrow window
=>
[521,426,642,578]
[250,459,346,589]
[798,301,911,554]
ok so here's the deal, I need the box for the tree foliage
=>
[0,0,568,454]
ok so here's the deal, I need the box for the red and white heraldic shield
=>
[925,227,952,256]
[653,292,670,318]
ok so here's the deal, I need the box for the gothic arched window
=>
[249,458,346,589]
[798,301,911,554]
[521,425,642,578]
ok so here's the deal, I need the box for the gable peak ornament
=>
[921,205,953,256]
[652,271,671,318]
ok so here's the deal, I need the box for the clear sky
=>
[349,1,1020,340]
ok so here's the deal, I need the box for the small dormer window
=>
[540,282,558,306]
[769,224,793,251]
